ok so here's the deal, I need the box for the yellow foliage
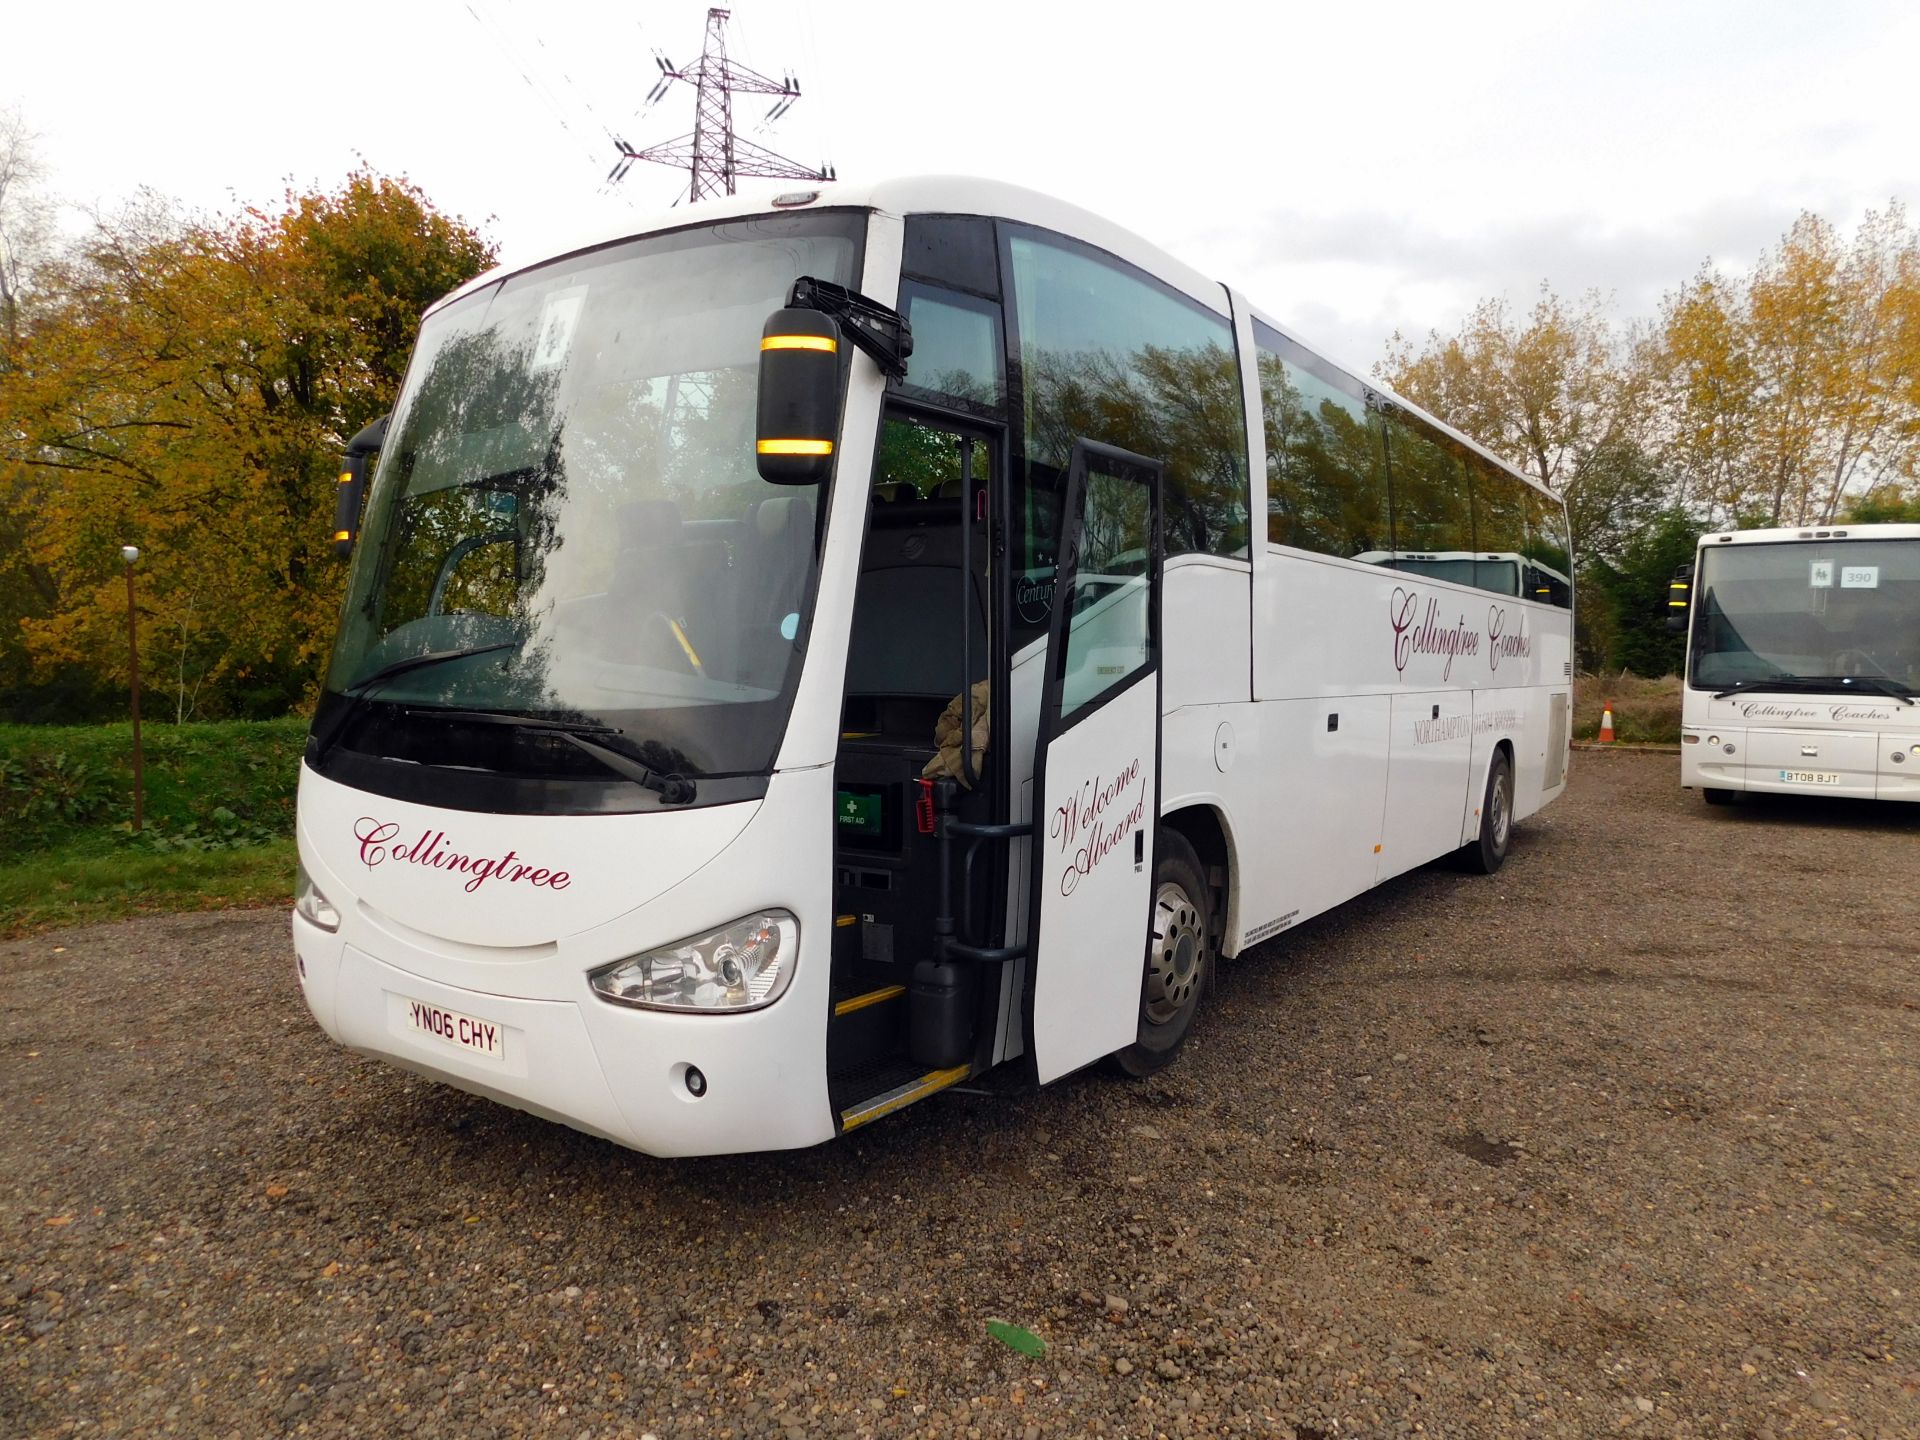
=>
[0,170,494,717]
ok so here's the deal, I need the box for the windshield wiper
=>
[311,642,520,761]
[344,642,517,696]
[412,710,699,803]
[1829,674,1917,706]
[1712,674,1917,706]
[1711,677,1820,698]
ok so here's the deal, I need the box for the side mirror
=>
[756,308,843,485]
[334,413,390,560]
[1665,561,1694,632]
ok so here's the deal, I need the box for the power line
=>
[461,0,606,171]
[608,7,832,204]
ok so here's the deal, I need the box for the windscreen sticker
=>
[531,287,588,371]
[1809,559,1834,588]
[1840,565,1880,589]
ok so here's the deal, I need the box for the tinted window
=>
[1524,488,1574,607]
[1255,322,1389,560]
[1059,464,1154,718]
[1010,230,1249,629]
[1471,456,1531,596]
[899,280,1004,413]
[901,215,1000,298]
[1386,411,1473,559]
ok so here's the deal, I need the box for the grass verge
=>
[1575,673,1682,744]
[2,716,304,935]
[0,838,296,937]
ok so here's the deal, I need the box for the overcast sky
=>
[11,0,1918,370]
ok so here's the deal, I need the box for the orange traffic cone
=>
[1598,701,1616,743]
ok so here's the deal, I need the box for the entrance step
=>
[826,981,908,1077]
[831,1056,972,1132]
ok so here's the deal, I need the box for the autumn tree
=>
[0,106,53,353]
[1650,205,1920,526]
[0,170,494,720]
[1378,286,1664,569]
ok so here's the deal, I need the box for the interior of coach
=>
[827,410,1003,1125]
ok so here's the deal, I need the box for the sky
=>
[9,0,1919,371]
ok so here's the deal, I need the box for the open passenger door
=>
[1026,441,1164,1084]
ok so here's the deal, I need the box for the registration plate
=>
[404,997,505,1062]
[1777,769,1841,786]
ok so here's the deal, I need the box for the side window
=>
[1010,230,1249,609]
[1255,320,1390,561]
[1471,457,1530,596]
[1059,463,1153,719]
[1525,488,1574,608]
[1386,412,1473,565]
[899,281,1004,415]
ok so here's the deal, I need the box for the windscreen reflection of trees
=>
[1474,463,1530,595]
[1077,471,1151,591]
[359,318,772,692]
[1387,415,1473,556]
[1260,352,1388,556]
[366,328,560,640]
[1026,341,1249,563]
[1525,490,1574,605]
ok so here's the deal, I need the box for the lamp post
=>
[121,544,145,832]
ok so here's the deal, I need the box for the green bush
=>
[0,717,308,860]
[0,750,121,848]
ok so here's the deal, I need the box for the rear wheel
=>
[1109,830,1213,1078]
[1457,749,1513,875]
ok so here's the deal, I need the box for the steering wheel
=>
[1831,648,1890,678]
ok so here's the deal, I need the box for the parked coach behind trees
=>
[293,177,1574,1157]
[1670,523,1920,804]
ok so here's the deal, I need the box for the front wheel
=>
[1456,749,1513,875]
[1702,787,1739,806]
[1109,831,1213,1078]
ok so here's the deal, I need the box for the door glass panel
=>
[1060,466,1152,718]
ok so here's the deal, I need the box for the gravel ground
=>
[5,751,1918,1439]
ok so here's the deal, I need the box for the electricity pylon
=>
[608,8,833,203]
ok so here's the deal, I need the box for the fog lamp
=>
[294,862,341,932]
[589,911,797,1013]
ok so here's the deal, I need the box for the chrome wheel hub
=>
[1491,770,1511,851]
[1146,881,1205,1026]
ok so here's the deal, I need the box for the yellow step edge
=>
[833,984,906,1017]
[840,1065,970,1132]
[834,913,858,928]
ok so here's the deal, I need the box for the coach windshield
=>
[312,211,866,810]
[1691,538,1920,693]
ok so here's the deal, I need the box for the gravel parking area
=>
[5,751,1918,1439]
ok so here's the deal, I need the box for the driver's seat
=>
[602,499,693,667]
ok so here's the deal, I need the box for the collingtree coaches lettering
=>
[353,818,571,893]
[1390,587,1481,680]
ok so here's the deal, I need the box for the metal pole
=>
[125,558,144,832]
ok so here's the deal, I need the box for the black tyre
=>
[1109,830,1213,1078]
[1702,787,1738,806]
[1457,749,1513,875]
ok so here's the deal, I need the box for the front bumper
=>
[291,763,840,1158]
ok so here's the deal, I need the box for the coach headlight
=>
[589,911,797,1013]
[294,861,341,932]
